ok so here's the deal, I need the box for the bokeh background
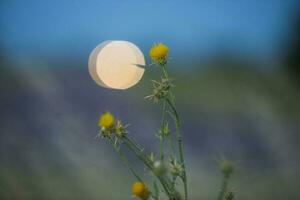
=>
[1,1,300,199]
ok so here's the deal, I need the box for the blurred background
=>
[1,0,300,199]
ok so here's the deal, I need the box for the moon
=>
[88,40,145,89]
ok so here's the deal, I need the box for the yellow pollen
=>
[98,112,114,128]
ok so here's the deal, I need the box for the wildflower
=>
[220,160,234,177]
[98,112,114,128]
[132,182,150,200]
[115,120,128,137]
[99,127,112,138]
[148,153,156,163]
[169,158,183,177]
[145,78,174,103]
[149,43,169,65]
[159,122,170,137]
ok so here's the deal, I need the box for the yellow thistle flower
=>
[149,43,169,65]
[98,112,114,128]
[132,182,150,200]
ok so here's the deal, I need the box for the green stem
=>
[161,64,188,200]
[217,175,229,200]
[160,100,167,160]
[153,180,159,200]
[161,67,177,159]
[168,135,176,158]
[122,136,174,198]
[162,65,169,79]
[109,138,143,182]
[122,136,153,169]
[166,98,188,200]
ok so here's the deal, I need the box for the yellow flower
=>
[132,182,150,200]
[98,112,114,128]
[149,43,169,64]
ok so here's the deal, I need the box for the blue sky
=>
[0,0,298,66]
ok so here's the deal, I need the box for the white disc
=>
[88,40,145,89]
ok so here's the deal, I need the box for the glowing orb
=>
[88,40,145,89]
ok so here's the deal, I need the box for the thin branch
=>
[108,138,143,182]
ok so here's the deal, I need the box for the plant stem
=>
[161,66,177,159]
[153,180,159,200]
[160,100,167,160]
[162,66,169,79]
[109,138,143,182]
[122,136,174,198]
[166,98,188,200]
[122,136,153,169]
[168,135,176,158]
[217,175,229,200]
[161,65,188,200]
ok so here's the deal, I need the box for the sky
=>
[0,0,299,67]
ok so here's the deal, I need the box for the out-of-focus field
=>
[1,56,299,199]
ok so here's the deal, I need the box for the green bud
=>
[169,158,183,177]
[153,160,166,176]
[159,123,170,137]
[148,153,156,163]
[220,160,234,177]
[115,120,127,137]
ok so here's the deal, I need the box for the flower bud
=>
[115,120,127,137]
[169,158,183,177]
[153,160,166,176]
[148,153,156,163]
[220,160,234,177]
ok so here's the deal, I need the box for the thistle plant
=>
[95,43,235,200]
